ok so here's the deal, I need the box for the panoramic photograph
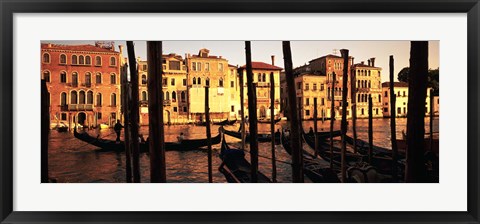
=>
[40,40,439,183]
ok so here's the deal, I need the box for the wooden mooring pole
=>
[350,64,358,153]
[283,41,304,183]
[147,41,167,183]
[429,88,434,151]
[127,41,141,183]
[205,86,213,183]
[41,80,49,183]
[389,55,398,181]
[245,41,259,183]
[368,95,373,163]
[329,72,336,169]
[313,98,318,158]
[340,49,349,183]
[239,68,246,151]
[121,63,133,183]
[270,72,277,182]
[406,41,429,182]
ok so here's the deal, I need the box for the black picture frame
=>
[1,0,479,223]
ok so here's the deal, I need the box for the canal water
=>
[48,118,439,183]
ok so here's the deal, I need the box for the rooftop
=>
[41,43,118,53]
[240,62,283,70]
[382,82,409,88]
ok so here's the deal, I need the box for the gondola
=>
[213,119,237,126]
[73,128,221,152]
[303,130,342,140]
[280,132,340,183]
[220,126,280,143]
[57,126,68,132]
[218,136,271,183]
[344,135,392,158]
[257,117,281,124]
[302,132,365,165]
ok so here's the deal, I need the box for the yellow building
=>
[137,53,189,125]
[238,60,282,119]
[352,59,383,118]
[382,82,435,117]
[295,73,328,120]
[186,49,235,121]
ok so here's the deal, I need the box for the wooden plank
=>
[329,72,336,169]
[270,72,277,182]
[245,41,259,183]
[389,55,398,181]
[127,41,141,183]
[340,49,349,183]
[121,62,132,183]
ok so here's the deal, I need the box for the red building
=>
[41,42,121,129]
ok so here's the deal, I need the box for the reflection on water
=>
[48,117,438,183]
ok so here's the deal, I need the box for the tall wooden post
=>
[389,55,398,181]
[121,63,133,183]
[406,41,429,182]
[239,69,246,151]
[350,67,358,153]
[282,41,304,183]
[368,95,373,163]
[429,89,434,151]
[340,49,349,183]
[127,41,141,183]
[205,86,213,183]
[313,98,318,158]
[245,41,259,183]
[270,72,277,182]
[329,72,336,169]
[147,41,166,183]
[41,80,49,183]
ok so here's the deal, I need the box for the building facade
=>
[382,82,435,117]
[295,73,328,120]
[41,42,121,129]
[187,49,237,121]
[239,60,282,119]
[352,59,383,118]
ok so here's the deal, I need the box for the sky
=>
[43,40,439,82]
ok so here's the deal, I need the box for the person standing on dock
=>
[114,120,123,143]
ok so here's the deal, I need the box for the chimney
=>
[47,43,52,48]
[370,57,376,67]
[118,45,124,55]
[368,59,371,66]
[351,57,355,66]
[271,55,275,66]
[361,61,365,65]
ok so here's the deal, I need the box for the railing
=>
[67,104,94,111]
[139,100,148,107]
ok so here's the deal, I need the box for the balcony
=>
[139,100,148,107]
[82,82,92,88]
[67,104,94,111]
[71,82,78,87]
[164,100,171,106]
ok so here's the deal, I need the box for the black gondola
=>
[302,132,365,165]
[57,126,68,132]
[280,131,340,183]
[73,128,221,152]
[218,136,271,183]
[213,119,237,126]
[220,126,280,143]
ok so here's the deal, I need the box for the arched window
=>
[96,73,102,84]
[378,94,382,102]
[72,72,78,85]
[70,91,78,104]
[79,91,86,104]
[96,93,102,106]
[357,94,361,102]
[368,71,371,76]
[85,55,91,65]
[72,55,78,65]
[87,91,93,104]
[262,73,266,82]
[60,92,67,106]
[165,91,170,101]
[59,54,67,64]
[95,56,102,66]
[141,74,147,85]
[142,91,147,101]
[60,71,67,83]
[172,91,176,101]
[110,57,116,66]
[368,81,371,88]
[193,77,196,85]
[197,77,202,85]
[43,71,50,82]
[110,73,116,84]
[79,55,85,65]
[85,72,92,85]
[181,91,186,102]
[111,93,117,106]
[206,78,210,86]
[357,80,360,88]
[42,53,50,63]
[219,78,224,87]
[258,73,262,82]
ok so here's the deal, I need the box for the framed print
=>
[1,0,479,223]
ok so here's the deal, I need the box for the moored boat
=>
[257,117,281,124]
[73,128,221,152]
[220,126,280,143]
